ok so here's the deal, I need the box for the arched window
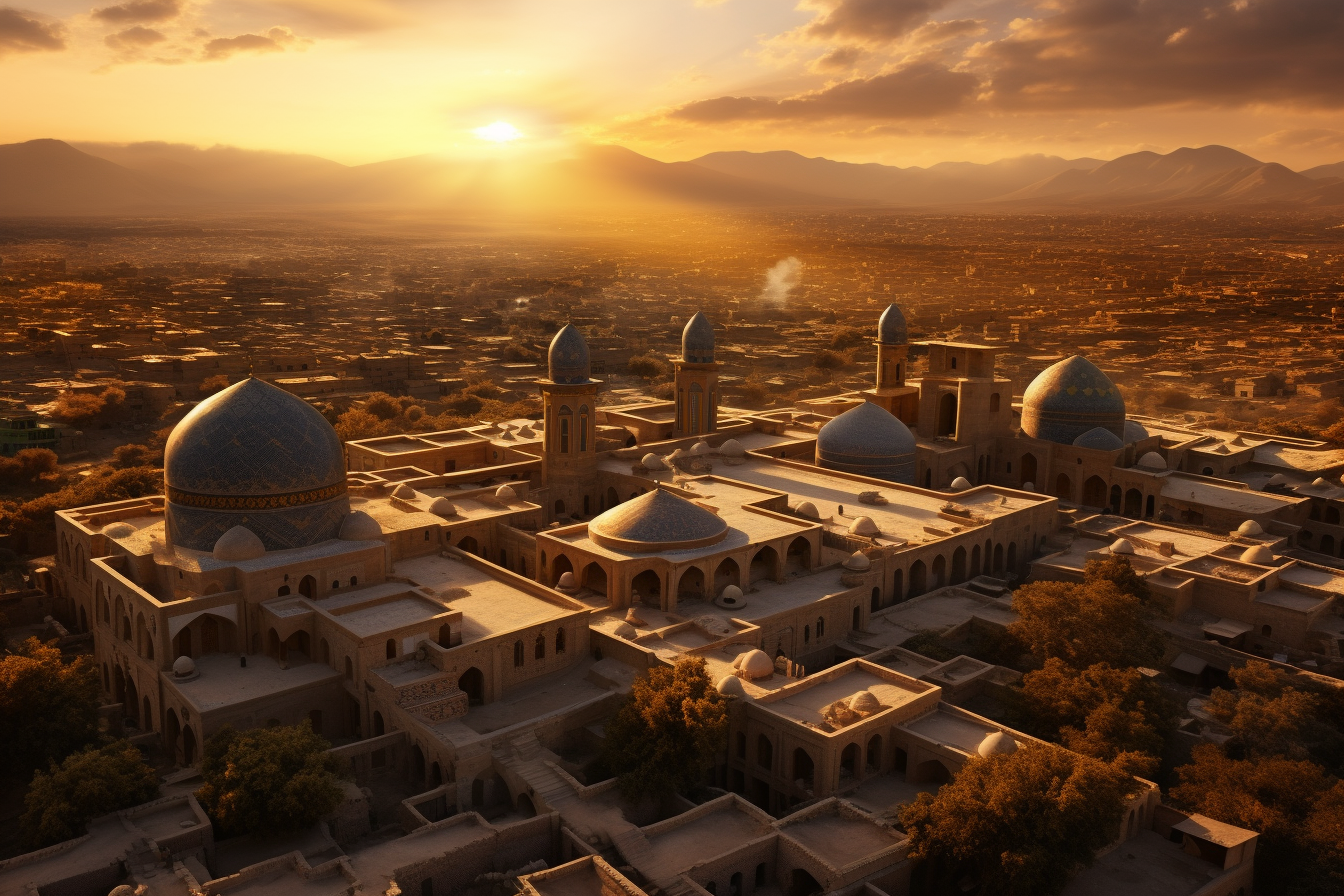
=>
[817,616,825,637]
[579,405,589,452]
[385,639,397,660]
[803,625,810,644]
[559,407,573,453]
[344,657,353,680]
[535,633,545,660]
[555,629,566,653]
[513,640,524,667]
[989,393,1000,412]
[950,356,957,370]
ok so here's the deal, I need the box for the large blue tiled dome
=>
[1021,355,1126,445]
[816,401,916,484]
[878,304,908,345]
[682,312,715,363]
[548,324,591,384]
[164,377,350,552]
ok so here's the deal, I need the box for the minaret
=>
[673,312,720,438]
[539,324,600,520]
[863,303,920,427]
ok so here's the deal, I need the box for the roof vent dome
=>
[950,476,972,491]
[717,675,748,697]
[555,571,577,592]
[612,621,637,639]
[1138,451,1167,470]
[849,516,879,537]
[172,655,197,678]
[495,485,517,501]
[1237,520,1264,536]
[1110,538,1135,554]
[1240,545,1274,565]
[682,312,716,364]
[848,689,880,714]
[547,324,591,384]
[429,497,457,517]
[103,522,136,539]
[716,585,745,609]
[393,484,417,499]
[978,731,1017,757]
[212,525,266,561]
[339,510,383,541]
[1021,355,1125,445]
[794,501,819,519]
[739,649,774,680]
[1021,481,1036,492]
[1312,477,1332,487]
[719,439,745,458]
[690,440,712,456]
[641,453,668,470]
[843,550,871,570]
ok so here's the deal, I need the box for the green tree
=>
[21,741,160,848]
[1009,578,1163,670]
[195,722,345,837]
[601,658,729,802]
[901,745,1134,896]
[0,638,100,778]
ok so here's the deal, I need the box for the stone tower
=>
[540,324,600,520]
[673,312,720,438]
[862,303,920,426]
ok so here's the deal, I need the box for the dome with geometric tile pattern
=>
[164,377,350,553]
[682,312,715,364]
[1021,355,1126,445]
[816,401,916,484]
[877,303,908,345]
[588,487,728,553]
[547,324,591,384]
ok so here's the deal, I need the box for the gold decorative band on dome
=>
[167,481,347,511]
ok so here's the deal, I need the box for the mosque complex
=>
[20,304,1344,896]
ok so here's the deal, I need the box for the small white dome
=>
[794,501,819,519]
[848,690,880,713]
[843,550,871,571]
[690,440,712,456]
[950,477,972,491]
[393,483,417,499]
[1240,545,1274,565]
[556,571,577,590]
[1312,477,1332,487]
[613,621,637,639]
[172,655,196,677]
[717,584,745,608]
[739,649,774,680]
[1266,473,1289,487]
[340,510,383,541]
[1237,520,1264,536]
[102,522,135,539]
[1110,538,1135,554]
[978,731,1017,757]
[849,516,880,537]
[1138,451,1167,470]
[717,675,749,697]
[719,439,745,458]
[212,525,265,562]
[1021,481,1035,492]
[495,485,517,501]
[429,497,457,517]
[641,453,667,470]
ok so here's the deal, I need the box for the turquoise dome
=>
[816,401,916,484]
[1021,356,1126,445]
[165,377,349,552]
[878,304,908,345]
[682,312,715,363]
[548,324,591,384]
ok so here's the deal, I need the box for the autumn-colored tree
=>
[812,349,848,370]
[199,374,231,395]
[901,745,1134,896]
[0,638,100,778]
[1009,578,1163,670]
[50,385,127,425]
[1083,553,1150,605]
[1203,662,1343,765]
[0,448,58,485]
[195,722,345,837]
[111,442,162,469]
[0,465,163,543]
[828,326,866,350]
[627,353,670,380]
[601,658,729,802]
[334,408,390,442]
[21,741,160,848]
[363,393,404,421]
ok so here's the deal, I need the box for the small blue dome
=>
[165,377,350,552]
[1123,420,1149,444]
[682,312,715,363]
[878,304,908,345]
[1021,355,1126,445]
[816,401,916,484]
[548,324,591,384]
[1073,426,1125,451]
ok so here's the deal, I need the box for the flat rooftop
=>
[642,802,772,872]
[757,664,928,728]
[169,653,339,714]
[901,707,999,755]
[780,809,903,869]
[1159,478,1296,515]
[395,554,573,644]
[1061,830,1225,896]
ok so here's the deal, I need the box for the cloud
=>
[812,45,864,71]
[0,7,65,55]
[802,0,953,43]
[202,26,297,60]
[1259,128,1344,152]
[105,25,166,49]
[91,0,181,24]
[667,62,978,122]
[977,0,1344,111]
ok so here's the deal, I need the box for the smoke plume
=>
[760,257,802,305]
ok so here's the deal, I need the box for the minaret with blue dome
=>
[539,324,601,521]
[862,302,920,426]
[673,311,720,438]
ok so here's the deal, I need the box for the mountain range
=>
[0,138,1340,216]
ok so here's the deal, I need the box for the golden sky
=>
[3,0,1343,168]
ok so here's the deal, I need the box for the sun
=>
[473,121,523,143]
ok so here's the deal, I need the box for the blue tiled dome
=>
[816,401,916,484]
[682,312,715,363]
[589,488,728,553]
[1123,420,1149,443]
[1073,426,1125,451]
[548,324,591,384]
[165,377,349,552]
[1021,355,1126,445]
[878,304,908,345]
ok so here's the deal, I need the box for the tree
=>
[50,385,127,426]
[0,448,58,486]
[901,745,1134,896]
[1009,578,1163,670]
[812,349,848,370]
[601,658,729,802]
[111,442,162,469]
[21,741,159,848]
[627,353,670,380]
[828,327,866,350]
[195,722,345,837]
[1083,554,1150,605]
[363,393,403,421]
[0,638,100,778]
[333,408,389,442]
[1202,661,1343,765]
[0,465,163,544]
[199,374,231,395]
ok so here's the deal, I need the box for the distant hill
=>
[1301,161,1344,182]
[1,138,1340,216]
[994,145,1344,208]
[689,150,1105,205]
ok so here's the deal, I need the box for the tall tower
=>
[862,304,920,426]
[539,324,600,520]
[673,312,720,438]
